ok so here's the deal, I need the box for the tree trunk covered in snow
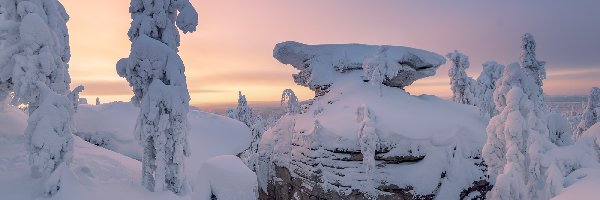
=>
[117,0,198,194]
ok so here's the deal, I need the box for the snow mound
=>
[193,155,258,200]
[273,41,446,95]
[73,102,252,178]
[258,71,489,199]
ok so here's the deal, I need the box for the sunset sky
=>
[61,0,600,106]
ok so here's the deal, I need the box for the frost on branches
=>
[117,0,197,194]
[574,87,600,139]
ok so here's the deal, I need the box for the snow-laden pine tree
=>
[483,63,552,199]
[0,0,82,195]
[476,61,505,117]
[116,0,198,194]
[95,97,100,106]
[228,91,265,170]
[227,91,256,126]
[447,50,478,106]
[574,87,600,139]
[520,33,546,88]
[281,89,299,114]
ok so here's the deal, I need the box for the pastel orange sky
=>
[61,0,600,106]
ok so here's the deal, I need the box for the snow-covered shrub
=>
[574,87,600,139]
[117,0,198,194]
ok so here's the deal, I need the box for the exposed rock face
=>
[273,41,445,96]
[259,42,490,199]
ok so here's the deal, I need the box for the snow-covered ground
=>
[0,102,255,199]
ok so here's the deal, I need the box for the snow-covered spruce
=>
[520,33,546,87]
[0,0,72,111]
[273,41,445,96]
[117,0,198,194]
[227,91,267,171]
[476,61,504,118]
[0,0,84,196]
[447,50,478,106]
[483,63,589,199]
[259,42,490,199]
[447,50,504,119]
[281,89,300,114]
[574,87,600,139]
[26,83,82,196]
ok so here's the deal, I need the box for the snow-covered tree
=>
[26,83,81,196]
[281,89,299,114]
[483,62,581,199]
[116,0,198,194]
[227,91,255,126]
[447,50,478,106]
[95,97,100,105]
[476,61,505,117]
[520,33,546,87]
[0,0,83,195]
[574,87,600,139]
[357,104,377,188]
[483,63,551,199]
[363,46,400,95]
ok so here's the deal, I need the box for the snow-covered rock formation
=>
[258,42,491,199]
[273,41,445,96]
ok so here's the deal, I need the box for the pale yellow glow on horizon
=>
[61,0,600,106]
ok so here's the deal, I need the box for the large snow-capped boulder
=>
[274,41,446,96]
[259,45,490,199]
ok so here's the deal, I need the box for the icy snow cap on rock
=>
[273,41,445,95]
